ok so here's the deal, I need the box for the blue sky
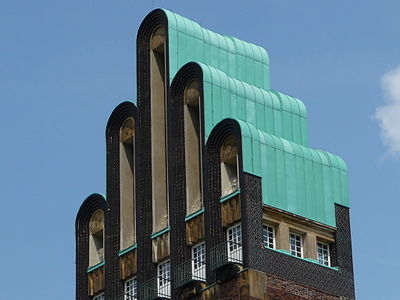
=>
[0,1,399,299]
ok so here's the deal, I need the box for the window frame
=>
[262,224,276,249]
[226,223,243,263]
[191,242,206,281]
[157,259,171,299]
[317,241,331,267]
[289,232,303,258]
[124,277,137,300]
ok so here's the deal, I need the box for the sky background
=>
[1,1,399,299]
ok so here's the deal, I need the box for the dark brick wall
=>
[242,170,355,299]
[136,9,169,295]
[105,102,137,300]
[75,194,107,300]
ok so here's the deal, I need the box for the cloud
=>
[375,66,400,158]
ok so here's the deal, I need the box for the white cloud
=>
[375,66,400,158]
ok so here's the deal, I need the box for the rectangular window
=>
[157,260,171,298]
[124,277,137,300]
[317,241,331,266]
[289,233,303,258]
[262,225,275,249]
[93,293,104,300]
[192,242,206,281]
[227,223,242,263]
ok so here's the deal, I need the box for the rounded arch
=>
[105,101,137,251]
[106,101,137,138]
[76,193,107,234]
[75,193,107,300]
[170,62,204,100]
[207,119,243,198]
[170,63,205,215]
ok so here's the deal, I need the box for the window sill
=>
[185,208,205,221]
[151,226,170,239]
[119,244,137,256]
[87,261,105,273]
[264,246,339,271]
[219,189,240,203]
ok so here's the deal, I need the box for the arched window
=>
[220,136,239,196]
[184,80,202,215]
[120,118,135,250]
[89,209,104,267]
[150,26,168,232]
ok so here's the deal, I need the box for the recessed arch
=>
[89,209,105,266]
[150,25,169,232]
[119,117,135,250]
[184,80,203,214]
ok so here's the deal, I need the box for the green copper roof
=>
[147,9,349,227]
[197,63,308,146]
[235,119,348,226]
[160,9,270,90]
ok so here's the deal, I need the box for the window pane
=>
[263,225,275,249]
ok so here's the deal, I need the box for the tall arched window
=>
[120,118,135,250]
[184,80,202,215]
[220,136,239,196]
[89,209,104,267]
[150,26,168,232]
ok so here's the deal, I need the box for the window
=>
[93,293,104,300]
[124,277,137,300]
[263,225,275,249]
[289,233,303,258]
[227,223,242,263]
[317,241,330,266]
[192,242,206,281]
[157,260,171,298]
[220,136,239,197]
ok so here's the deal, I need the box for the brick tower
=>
[75,9,355,300]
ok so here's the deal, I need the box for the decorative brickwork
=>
[75,194,107,300]
[105,101,137,300]
[136,10,169,298]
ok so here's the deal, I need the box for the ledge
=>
[265,247,339,271]
[185,208,205,222]
[119,244,137,256]
[150,226,170,239]
[219,189,241,203]
[87,261,105,273]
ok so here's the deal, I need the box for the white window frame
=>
[227,223,242,263]
[289,232,303,258]
[157,260,171,298]
[124,277,137,300]
[262,224,275,249]
[192,242,206,281]
[93,293,105,300]
[317,241,331,267]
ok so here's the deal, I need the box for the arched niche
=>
[184,80,202,215]
[120,117,135,250]
[150,26,168,232]
[89,209,105,267]
[220,136,239,196]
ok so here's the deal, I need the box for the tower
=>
[75,9,355,300]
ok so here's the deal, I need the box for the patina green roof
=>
[151,8,349,227]
[160,9,270,90]
[197,63,308,146]
[235,119,348,227]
